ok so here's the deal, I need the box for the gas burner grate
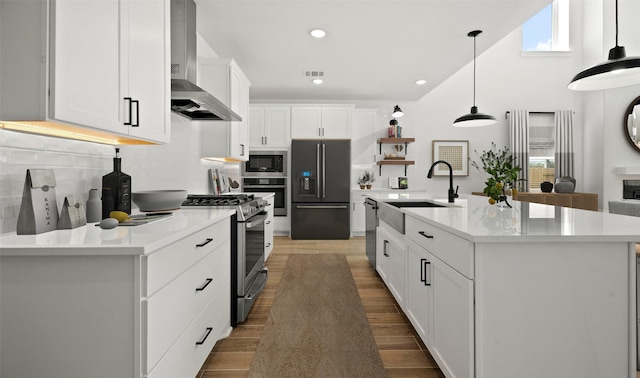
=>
[182,194,255,207]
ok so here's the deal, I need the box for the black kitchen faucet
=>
[427,160,459,203]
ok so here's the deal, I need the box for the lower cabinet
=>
[405,238,473,378]
[0,216,232,378]
[376,221,406,308]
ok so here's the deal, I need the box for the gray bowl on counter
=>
[132,190,187,211]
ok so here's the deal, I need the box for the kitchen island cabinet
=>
[0,209,235,378]
[366,193,639,378]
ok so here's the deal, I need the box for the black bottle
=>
[102,148,131,214]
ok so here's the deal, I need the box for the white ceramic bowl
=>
[132,190,187,211]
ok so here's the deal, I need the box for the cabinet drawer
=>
[146,282,231,378]
[144,239,230,372]
[406,216,473,279]
[145,218,230,296]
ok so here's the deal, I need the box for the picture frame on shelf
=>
[432,140,469,176]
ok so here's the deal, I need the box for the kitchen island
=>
[367,192,639,378]
[0,209,235,378]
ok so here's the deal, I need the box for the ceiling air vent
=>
[304,70,324,78]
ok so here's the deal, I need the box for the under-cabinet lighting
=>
[0,121,157,145]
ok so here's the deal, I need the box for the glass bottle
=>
[102,148,131,214]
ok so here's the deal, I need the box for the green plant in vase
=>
[470,142,523,207]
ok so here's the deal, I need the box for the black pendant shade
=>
[568,0,640,91]
[453,30,496,127]
[392,105,404,118]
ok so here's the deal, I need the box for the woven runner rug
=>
[248,254,386,378]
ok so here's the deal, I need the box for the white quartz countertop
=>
[0,209,235,256]
[369,193,640,243]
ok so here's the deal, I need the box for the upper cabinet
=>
[248,106,291,149]
[351,109,381,165]
[291,106,353,139]
[198,59,251,161]
[50,0,170,144]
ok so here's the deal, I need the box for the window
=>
[522,0,569,52]
[528,113,555,191]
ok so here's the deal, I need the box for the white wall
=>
[0,115,239,234]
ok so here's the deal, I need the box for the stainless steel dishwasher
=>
[364,198,378,268]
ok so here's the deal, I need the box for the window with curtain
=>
[528,113,555,191]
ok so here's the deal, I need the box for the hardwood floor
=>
[197,236,444,377]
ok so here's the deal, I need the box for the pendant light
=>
[453,30,497,127]
[568,0,640,91]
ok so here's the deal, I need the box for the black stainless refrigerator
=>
[291,139,351,239]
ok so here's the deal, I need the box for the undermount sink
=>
[387,201,446,208]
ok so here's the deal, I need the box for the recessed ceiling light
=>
[312,79,323,85]
[310,29,326,38]
[415,79,427,85]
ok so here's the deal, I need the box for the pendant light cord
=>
[473,33,477,107]
[615,0,619,47]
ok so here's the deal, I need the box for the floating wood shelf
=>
[377,137,415,156]
[376,160,415,175]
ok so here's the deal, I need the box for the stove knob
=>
[242,207,251,217]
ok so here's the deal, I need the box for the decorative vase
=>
[554,176,576,193]
[86,189,102,223]
[359,184,365,190]
[540,181,554,193]
[366,184,372,189]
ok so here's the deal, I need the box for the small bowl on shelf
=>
[132,190,187,212]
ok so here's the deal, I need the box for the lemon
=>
[109,211,130,223]
[511,188,518,197]
[495,182,503,190]
[488,198,496,205]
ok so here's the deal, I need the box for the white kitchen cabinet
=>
[351,190,367,236]
[199,59,251,161]
[249,106,291,149]
[264,200,275,260]
[351,109,381,164]
[376,221,406,308]
[51,0,170,143]
[0,212,233,378]
[405,215,474,378]
[405,240,432,344]
[291,106,353,139]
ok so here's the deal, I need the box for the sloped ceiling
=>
[196,0,551,101]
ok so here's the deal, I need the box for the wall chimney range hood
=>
[171,0,241,122]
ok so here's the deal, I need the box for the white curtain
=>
[509,110,529,191]
[554,110,574,179]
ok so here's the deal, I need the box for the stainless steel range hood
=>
[171,0,241,122]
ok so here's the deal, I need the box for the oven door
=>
[237,212,267,295]
[243,179,287,216]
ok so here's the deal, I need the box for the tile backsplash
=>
[0,115,239,234]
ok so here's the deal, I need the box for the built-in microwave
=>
[242,151,287,177]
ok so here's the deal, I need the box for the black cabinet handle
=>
[195,278,213,292]
[266,243,271,247]
[196,238,213,247]
[124,97,132,125]
[195,327,213,345]
[132,99,139,127]
[383,240,389,257]
[421,259,431,286]
[418,231,434,239]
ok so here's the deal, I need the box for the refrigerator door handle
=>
[322,143,326,199]
[316,143,321,199]
[296,205,349,209]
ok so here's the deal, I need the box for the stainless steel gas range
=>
[182,194,268,326]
